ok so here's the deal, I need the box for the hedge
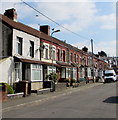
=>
[0,82,14,94]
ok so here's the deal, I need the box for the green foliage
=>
[46,73,58,82]
[0,82,14,94]
[59,78,70,83]
[70,79,76,83]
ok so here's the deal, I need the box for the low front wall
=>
[31,81,43,90]
[79,78,86,82]
[0,91,7,101]
[55,83,67,91]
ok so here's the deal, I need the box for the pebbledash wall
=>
[12,29,43,90]
[0,57,14,85]
[12,29,40,59]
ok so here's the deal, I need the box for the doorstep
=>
[32,88,51,95]
[7,92,24,99]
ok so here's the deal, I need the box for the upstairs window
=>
[62,50,66,62]
[52,47,56,60]
[77,55,79,63]
[57,49,60,61]
[30,41,34,57]
[16,37,22,55]
[44,45,49,59]
[74,54,76,63]
[70,53,73,62]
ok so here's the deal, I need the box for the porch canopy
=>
[71,63,78,67]
[14,56,60,67]
[56,61,71,67]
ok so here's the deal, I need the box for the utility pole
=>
[50,29,60,92]
[91,39,94,83]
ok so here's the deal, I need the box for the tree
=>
[98,51,107,57]
[82,46,88,52]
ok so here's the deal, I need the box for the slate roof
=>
[0,13,108,64]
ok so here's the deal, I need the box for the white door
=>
[15,62,22,82]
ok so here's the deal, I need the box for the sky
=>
[0,0,117,57]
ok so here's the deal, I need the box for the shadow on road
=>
[103,96,118,104]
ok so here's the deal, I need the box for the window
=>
[84,57,86,65]
[66,68,71,79]
[57,49,60,61]
[16,37,22,55]
[48,66,56,74]
[44,45,49,59]
[80,67,85,78]
[80,56,82,65]
[61,68,66,78]
[62,50,66,62]
[70,53,73,62]
[74,54,76,63]
[30,41,34,57]
[15,62,22,82]
[31,64,42,81]
[88,68,91,77]
[73,68,77,80]
[52,47,56,60]
[77,55,79,63]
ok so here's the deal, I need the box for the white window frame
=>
[16,36,22,55]
[31,64,43,82]
[29,40,34,58]
[52,47,56,60]
[73,67,77,80]
[14,62,22,82]
[66,68,71,79]
[48,66,56,74]
[44,45,49,59]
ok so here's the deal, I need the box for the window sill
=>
[31,80,43,82]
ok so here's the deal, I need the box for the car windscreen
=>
[104,73,114,76]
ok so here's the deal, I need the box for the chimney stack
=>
[4,8,17,22]
[40,25,50,36]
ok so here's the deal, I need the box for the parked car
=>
[116,75,118,81]
[104,70,117,83]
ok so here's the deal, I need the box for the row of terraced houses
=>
[0,8,109,92]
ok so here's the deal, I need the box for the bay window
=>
[31,64,43,81]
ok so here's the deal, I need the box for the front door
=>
[14,62,22,82]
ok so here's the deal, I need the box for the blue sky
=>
[1,0,117,57]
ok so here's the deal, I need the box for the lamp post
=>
[51,29,60,37]
[50,29,60,92]
[51,29,60,73]
[91,39,94,83]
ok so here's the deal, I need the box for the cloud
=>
[35,2,98,32]
[1,1,35,20]
[34,2,115,32]
[1,1,115,31]
[73,40,116,56]
[1,1,116,56]
[96,13,116,30]
[95,40,116,56]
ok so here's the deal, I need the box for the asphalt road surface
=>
[3,82,117,118]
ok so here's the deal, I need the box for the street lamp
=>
[50,29,60,92]
[51,29,60,37]
[91,39,94,83]
[51,29,60,70]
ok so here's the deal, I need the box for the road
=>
[3,82,117,118]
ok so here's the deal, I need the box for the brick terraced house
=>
[0,8,109,93]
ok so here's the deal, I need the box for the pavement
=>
[2,82,103,112]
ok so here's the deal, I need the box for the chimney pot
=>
[40,25,50,35]
[4,8,17,22]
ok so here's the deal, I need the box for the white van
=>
[104,70,116,82]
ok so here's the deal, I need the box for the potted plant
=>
[46,73,58,92]
[70,79,76,86]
